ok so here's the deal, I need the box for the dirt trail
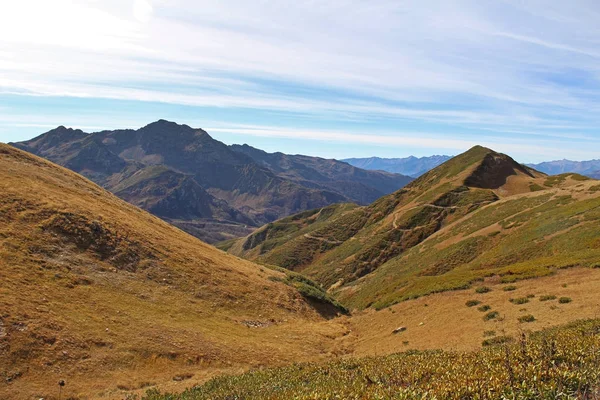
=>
[303,233,343,245]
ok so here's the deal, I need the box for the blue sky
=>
[1,1,600,162]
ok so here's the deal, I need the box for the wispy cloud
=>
[1,0,599,160]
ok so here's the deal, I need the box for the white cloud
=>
[1,0,600,156]
[133,0,154,23]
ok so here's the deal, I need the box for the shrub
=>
[483,311,499,321]
[503,285,517,291]
[483,330,496,337]
[475,286,491,294]
[477,305,491,312]
[559,297,572,304]
[518,314,535,323]
[482,335,513,346]
[509,297,529,305]
[539,295,556,301]
[526,294,535,298]
[465,300,481,307]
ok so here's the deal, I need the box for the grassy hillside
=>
[0,144,349,399]
[225,146,600,311]
[142,318,600,399]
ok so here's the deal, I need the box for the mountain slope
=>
[11,121,349,242]
[226,146,600,309]
[12,121,410,243]
[231,144,413,204]
[342,155,452,177]
[0,144,348,398]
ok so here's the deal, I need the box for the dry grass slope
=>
[0,144,348,399]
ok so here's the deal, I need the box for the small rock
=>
[418,322,424,326]
[392,326,407,334]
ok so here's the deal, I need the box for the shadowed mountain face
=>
[230,144,413,205]
[12,120,411,243]
[342,155,452,177]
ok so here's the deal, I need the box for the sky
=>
[1,1,600,162]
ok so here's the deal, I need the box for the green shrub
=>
[503,285,517,291]
[477,305,491,312]
[559,297,572,304]
[509,297,530,305]
[539,295,556,301]
[466,300,481,307]
[482,335,513,346]
[475,286,491,294]
[526,294,535,298]
[518,314,536,323]
[483,311,499,321]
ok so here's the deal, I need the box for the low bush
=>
[559,297,572,304]
[539,295,556,301]
[509,297,530,305]
[518,314,536,323]
[465,300,481,307]
[503,285,517,291]
[477,305,491,312]
[482,335,513,346]
[483,311,499,321]
[475,286,491,294]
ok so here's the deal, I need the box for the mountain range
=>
[11,120,412,243]
[345,155,600,180]
[527,159,600,178]
[342,155,452,177]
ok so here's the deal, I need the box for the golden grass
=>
[346,267,600,355]
[0,144,348,399]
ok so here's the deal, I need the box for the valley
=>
[2,142,600,399]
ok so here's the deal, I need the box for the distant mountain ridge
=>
[527,159,600,178]
[230,144,413,205]
[11,120,412,243]
[342,155,452,177]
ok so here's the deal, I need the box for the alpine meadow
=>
[2,1,600,399]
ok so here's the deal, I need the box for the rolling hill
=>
[225,146,600,309]
[12,121,411,243]
[342,155,452,177]
[0,144,350,398]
